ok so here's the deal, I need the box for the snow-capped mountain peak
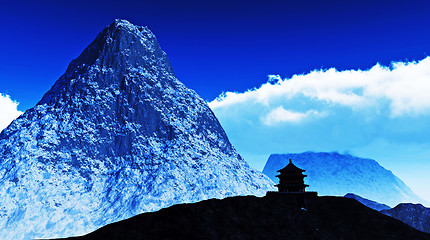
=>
[0,19,274,239]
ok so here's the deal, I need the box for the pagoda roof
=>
[277,159,305,173]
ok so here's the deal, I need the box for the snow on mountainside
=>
[0,19,274,239]
[262,152,424,207]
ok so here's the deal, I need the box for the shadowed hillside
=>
[57,195,430,240]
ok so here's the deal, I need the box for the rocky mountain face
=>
[262,152,424,207]
[382,203,430,233]
[344,193,391,211]
[60,195,430,240]
[0,19,274,239]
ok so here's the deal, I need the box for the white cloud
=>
[0,94,22,132]
[208,57,430,203]
[209,57,430,117]
[262,107,321,125]
[208,56,430,171]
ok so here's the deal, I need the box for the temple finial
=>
[289,159,292,164]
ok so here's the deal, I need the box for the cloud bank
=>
[0,94,22,132]
[211,57,430,119]
[209,57,430,172]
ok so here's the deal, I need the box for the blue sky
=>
[1,0,430,201]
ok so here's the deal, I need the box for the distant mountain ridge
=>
[382,203,430,233]
[262,152,424,207]
[343,193,430,234]
[0,19,274,239]
[344,193,391,211]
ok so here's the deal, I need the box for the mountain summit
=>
[0,19,274,239]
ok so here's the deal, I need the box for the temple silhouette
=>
[266,159,317,204]
[275,159,309,192]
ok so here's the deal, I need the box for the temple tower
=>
[266,158,317,205]
[275,159,309,193]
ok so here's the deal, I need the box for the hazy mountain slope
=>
[262,152,423,207]
[0,19,274,239]
[344,193,391,211]
[382,203,430,233]
[61,195,430,240]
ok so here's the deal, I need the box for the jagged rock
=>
[0,19,274,239]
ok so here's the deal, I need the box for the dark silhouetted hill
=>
[58,195,430,240]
